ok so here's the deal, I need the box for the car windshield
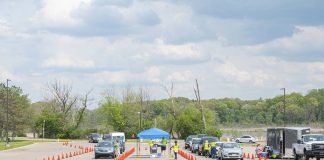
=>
[186,137,193,142]
[97,142,113,147]
[223,143,240,148]
[92,134,100,137]
[304,135,324,142]
[103,134,112,139]
[192,139,201,144]
[112,136,124,142]
[204,137,219,142]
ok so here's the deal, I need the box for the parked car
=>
[198,136,220,156]
[197,134,207,138]
[191,138,202,153]
[88,133,101,143]
[102,133,126,153]
[235,135,257,143]
[292,134,324,160]
[185,135,198,149]
[95,141,116,159]
[218,142,243,160]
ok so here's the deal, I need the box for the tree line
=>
[1,81,324,140]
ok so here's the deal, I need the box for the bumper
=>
[222,154,243,159]
[95,151,115,156]
[305,150,324,157]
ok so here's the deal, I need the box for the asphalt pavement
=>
[0,140,292,160]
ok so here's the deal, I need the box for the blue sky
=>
[1,0,324,107]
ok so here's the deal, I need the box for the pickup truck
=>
[292,134,324,160]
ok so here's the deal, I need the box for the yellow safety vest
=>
[211,142,216,147]
[173,144,179,152]
[162,139,167,146]
[204,142,210,150]
[149,141,154,146]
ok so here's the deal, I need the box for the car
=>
[218,142,243,160]
[185,135,198,149]
[197,134,207,138]
[235,135,257,143]
[88,133,101,143]
[102,132,126,154]
[95,141,116,159]
[190,138,201,153]
[198,136,220,156]
[292,134,324,160]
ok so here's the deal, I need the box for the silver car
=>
[95,141,116,159]
[219,142,243,160]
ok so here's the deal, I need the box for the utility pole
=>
[281,88,286,127]
[194,79,206,133]
[42,120,45,141]
[6,79,10,146]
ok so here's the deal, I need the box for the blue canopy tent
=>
[136,128,171,157]
[137,128,170,139]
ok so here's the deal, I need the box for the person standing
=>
[204,140,210,157]
[114,140,120,156]
[171,140,179,160]
[149,139,154,154]
[211,141,217,159]
[161,137,167,155]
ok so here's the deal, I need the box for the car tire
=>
[249,140,253,143]
[316,158,320,160]
[293,149,299,160]
[198,151,201,156]
[95,154,99,159]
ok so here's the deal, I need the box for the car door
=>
[240,136,248,143]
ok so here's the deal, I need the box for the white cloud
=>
[145,66,161,83]
[94,71,129,85]
[42,56,95,69]
[34,0,91,25]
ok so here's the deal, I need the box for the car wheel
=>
[249,140,253,143]
[95,154,99,159]
[316,158,320,160]
[198,151,201,156]
[293,149,299,160]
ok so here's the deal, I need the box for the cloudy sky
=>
[1,0,324,107]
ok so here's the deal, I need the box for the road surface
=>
[0,140,288,160]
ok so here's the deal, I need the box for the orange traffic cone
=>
[243,153,246,158]
[62,154,64,159]
[52,156,55,160]
[65,153,68,158]
[259,155,262,160]
[70,152,72,157]
[252,153,255,159]
[248,153,250,159]
[48,157,50,160]
[73,152,76,156]
[264,156,267,160]
[57,155,60,160]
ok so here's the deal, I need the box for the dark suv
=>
[88,133,101,143]
[198,136,220,156]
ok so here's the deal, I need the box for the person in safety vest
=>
[211,141,217,159]
[161,137,167,155]
[171,140,179,160]
[204,140,211,157]
[114,140,120,156]
[149,139,154,154]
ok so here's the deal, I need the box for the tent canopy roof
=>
[137,128,170,139]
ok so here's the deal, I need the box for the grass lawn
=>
[0,140,54,151]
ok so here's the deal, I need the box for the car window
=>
[186,137,193,142]
[223,143,240,148]
[98,142,113,147]
[242,136,249,138]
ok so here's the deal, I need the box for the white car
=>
[219,142,243,160]
[235,135,257,143]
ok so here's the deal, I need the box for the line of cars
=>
[88,132,126,159]
[185,134,257,159]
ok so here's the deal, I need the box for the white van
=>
[111,132,125,142]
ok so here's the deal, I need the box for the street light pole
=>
[281,88,286,128]
[42,120,45,141]
[6,79,10,146]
